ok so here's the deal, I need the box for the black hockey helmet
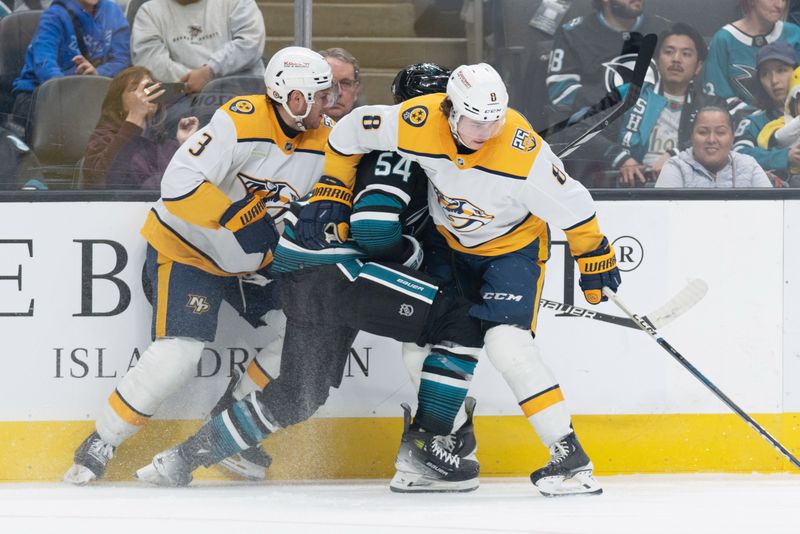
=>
[391,63,451,104]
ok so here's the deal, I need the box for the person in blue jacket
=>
[616,23,707,186]
[733,42,798,180]
[11,0,130,134]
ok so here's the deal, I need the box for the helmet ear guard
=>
[445,63,509,146]
[264,46,334,130]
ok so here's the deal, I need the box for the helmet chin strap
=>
[281,97,314,132]
[448,109,466,147]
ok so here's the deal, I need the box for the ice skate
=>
[219,443,272,481]
[63,431,115,485]
[135,446,194,487]
[530,432,602,497]
[390,402,480,493]
[208,370,273,480]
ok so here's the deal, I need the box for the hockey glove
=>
[575,237,621,304]
[295,176,352,250]
[220,191,279,254]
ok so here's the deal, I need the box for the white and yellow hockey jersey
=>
[141,95,332,276]
[323,93,604,259]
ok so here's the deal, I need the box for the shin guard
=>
[484,325,572,446]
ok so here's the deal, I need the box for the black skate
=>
[390,402,480,493]
[210,370,273,480]
[135,446,194,487]
[530,432,602,497]
[63,431,115,485]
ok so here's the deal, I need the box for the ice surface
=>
[0,474,797,534]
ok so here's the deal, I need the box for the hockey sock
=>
[181,391,280,469]
[233,310,286,399]
[414,344,479,435]
[484,325,572,446]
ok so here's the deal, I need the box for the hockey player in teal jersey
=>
[733,41,799,179]
[704,0,800,115]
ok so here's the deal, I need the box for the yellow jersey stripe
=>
[155,252,172,337]
[163,181,231,230]
[435,215,546,256]
[108,389,150,426]
[519,385,565,417]
[530,258,547,334]
[141,210,272,277]
[563,214,604,257]
[246,359,271,390]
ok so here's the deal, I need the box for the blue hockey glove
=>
[220,191,279,254]
[295,176,352,250]
[575,237,621,304]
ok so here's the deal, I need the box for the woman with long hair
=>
[83,65,198,188]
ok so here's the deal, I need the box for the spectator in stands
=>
[656,103,772,187]
[11,0,130,135]
[733,42,798,183]
[704,0,800,116]
[617,23,707,186]
[753,64,800,185]
[131,0,265,94]
[83,65,198,188]
[546,0,669,115]
[319,47,361,121]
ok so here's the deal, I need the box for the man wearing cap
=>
[733,41,799,183]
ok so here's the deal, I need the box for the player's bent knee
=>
[483,324,539,374]
[422,293,484,348]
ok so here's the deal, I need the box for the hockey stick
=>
[541,278,707,331]
[602,286,800,471]
[555,33,657,159]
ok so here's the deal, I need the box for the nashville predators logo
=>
[186,295,211,314]
[433,186,494,232]
[230,99,255,114]
[239,174,299,207]
[402,105,428,127]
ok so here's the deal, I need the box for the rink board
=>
[1,199,799,480]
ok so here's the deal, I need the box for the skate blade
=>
[219,454,267,481]
[389,470,479,493]
[134,462,175,487]
[63,464,96,486]
[534,470,603,497]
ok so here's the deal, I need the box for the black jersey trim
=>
[162,180,206,202]
[519,384,561,405]
[473,165,527,180]
[238,137,277,144]
[327,140,353,157]
[398,147,451,161]
[115,388,153,418]
[294,148,325,155]
[563,213,596,232]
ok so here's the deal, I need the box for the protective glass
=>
[457,116,505,142]
[314,85,339,109]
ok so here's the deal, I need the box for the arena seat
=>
[29,75,112,188]
[0,10,41,114]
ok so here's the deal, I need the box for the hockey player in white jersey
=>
[295,63,621,496]
[63,46,336,485]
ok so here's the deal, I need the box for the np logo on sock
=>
[399,303,414,317]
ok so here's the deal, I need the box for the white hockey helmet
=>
[446,63,509,146]
[264,46,335,130]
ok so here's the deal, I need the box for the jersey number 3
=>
[189,133,213,156]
